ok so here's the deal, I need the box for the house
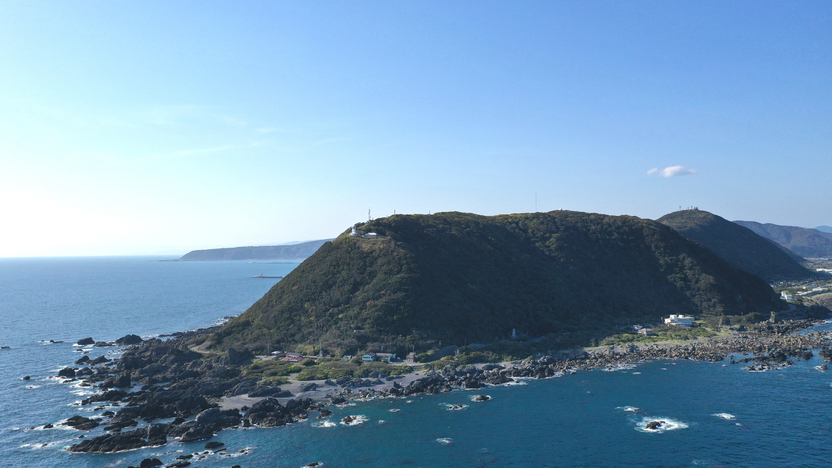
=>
[362,353,377,362]
[375,352,396,363]
[633,325,655,336]
[781,291,795,301]
[664,314,694,326]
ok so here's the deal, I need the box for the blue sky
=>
[1,1,830,257]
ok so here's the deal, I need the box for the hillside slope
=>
[658,210,816,282]
[210,211,783,355]
[179,239,331,261]
[733,221,832,258]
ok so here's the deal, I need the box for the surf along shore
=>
[51,309,832,455]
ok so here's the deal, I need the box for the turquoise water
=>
[2,257,831,467]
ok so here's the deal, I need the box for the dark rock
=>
[22,376,30,380]
[225,347,254,366]
[58,367,76,378]
[91,355,111,365]
[205,441,225,449]
[101,374,132,389]
[94,341,114,347]
[77,337,95,346]
[645,420,665,430]
[116,334,143,346]
[139,458,163,468]
[75,355,92,365]
[43,423,53,429]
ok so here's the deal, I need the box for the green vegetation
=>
[209,211,785,356]
[241,357,411,383]
[659,210,817,282]
[598,324,719,347]
[733,221,832,259]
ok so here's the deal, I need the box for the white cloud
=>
[647,166,697,177]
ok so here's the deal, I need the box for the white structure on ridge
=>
[350,225,358,236]
[664,314,694,326]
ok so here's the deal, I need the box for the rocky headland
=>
[50,313,832,455]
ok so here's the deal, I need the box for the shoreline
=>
[51,316,832,455]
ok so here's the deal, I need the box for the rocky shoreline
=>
[49,315,832,458]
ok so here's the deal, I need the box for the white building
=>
[781,291,795,301]
[664,314,694,326]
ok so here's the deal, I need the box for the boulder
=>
[139,458,163,468]
[645,420,665,430]
[58,367,76,378]
[77,337,95,346]
[116,334,143,346]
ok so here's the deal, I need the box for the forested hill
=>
[179,239,331,261]
[209,211,784,355]
[658,210,818,282]
[733,221,832,259]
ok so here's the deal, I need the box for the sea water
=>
[2,257,832,468]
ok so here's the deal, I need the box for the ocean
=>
[2,256,831,468]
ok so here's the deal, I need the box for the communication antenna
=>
[368,209,372,222]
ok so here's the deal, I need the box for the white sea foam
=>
[602,364,636,372]
[632,372,642,375]
[314,420,337,428]
[713,413,735,420]
[436,437,453,445]
[635,416,689,433]
[24,385,40,389]
[340,415,367,426]
[443,403,468,411]
[503,379,527,386]
[470,395,491,402]
[616,406,639,412]
[389,408,400,412]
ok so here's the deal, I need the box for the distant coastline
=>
[178,239,331,261]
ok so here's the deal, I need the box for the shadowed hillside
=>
[733,221,832,258]
[209,211,784,355]
[659,210,817,282]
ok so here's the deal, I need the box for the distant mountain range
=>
[179,239,332,261]
[733,221,832,258]
[659,210,819,282]
[208,211,784,355]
